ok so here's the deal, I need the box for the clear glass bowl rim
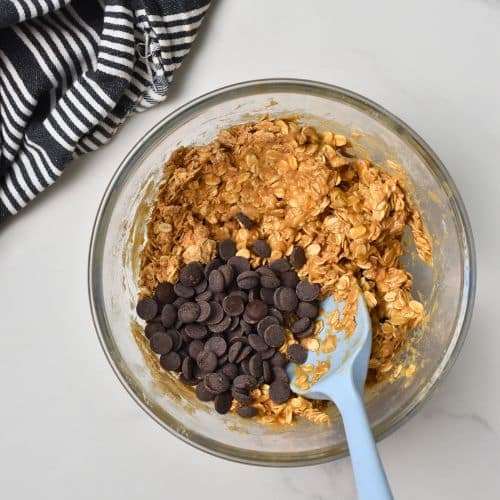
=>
[88,78,476,467]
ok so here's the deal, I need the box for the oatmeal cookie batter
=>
[138,117,432,425]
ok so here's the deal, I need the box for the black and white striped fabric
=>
[0,0,211,222]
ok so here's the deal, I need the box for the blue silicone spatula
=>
[287,293,393,500]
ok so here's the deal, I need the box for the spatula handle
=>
[333,384,393,500]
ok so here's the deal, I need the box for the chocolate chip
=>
[269,380,291,404]
[248,333,268,352]
[260,271,280,289]
[294,323,315,339]
[195,300,211,323]
[221,363,238,380]
[287,343,308,364]
[260,287,275,304]
[205,336,227,357]
[179,262,204,287]
[296,281,320,302]
[291,317,311,334]
[173,297,188,308]
[235,212,255,229]
[270,351,286,367]
[256,266,274,275]
[188,339,204,359]
[280,270,299,288]
[197,350,218,373]
[213,291,226,303]
[185,323,208,340]
[249,353,263,378]
[260,347,276,360]
[273,286,298,312]
[228,315,240,331]
[241,302,259,322]
[272,366,289,383]
[160,351,181,371]
[177,326,192,345]
[161,304,177,328]
[218,239,237,261]
[227,330,243,344]
[149,313,163,324]
[166,329,182,351]
[232,388,252,404]
[228,289,248,302]
[193,365,205,380]
[218,353,228,366]
[136,297,158,321]
[235,345,253,363]
[296,301,318,318]
[270,258,290,273]
[214,391,232,414]
[243,309,260,325]
[239,320,252,334]
[179,327,190,345]
[266,310,283,326]
[206,301,224,325]
[245,300,267,322]
[257,316,279,336]
[290,246,306,269]
[155,283,176,304]
[248,288,260,303]
[177,301,200,323]
[227,256,251,274]
[263,324,285,348]
[226,326,248,345]
[236,270,260,290]
[222,295,245,316]
[144,322,165,339]
[208,314,231,333]
[219,264,234,287]
[195,290,213,302]
[205,258,222,276]
[208,269,225,293]
[173,288,195,302]
[195,382,215,401]
[173,283,195,299]
[233,374,258,390]
[179,375,198,386]
[263,360,272,383]
[228,341,244,363]
[194,279,208,294]
[226,332,248,345]
[240,358,250,375]
[182,357,194,379]
[205,372,230,394]
[236,406,258,418]
[150,332,173,354]
[242,308,257,323]
[251,239,271,258]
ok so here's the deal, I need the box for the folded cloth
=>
[0,0,211,222]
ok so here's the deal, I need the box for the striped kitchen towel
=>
[0,0,211,222]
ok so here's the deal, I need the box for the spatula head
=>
[287,291,372,400]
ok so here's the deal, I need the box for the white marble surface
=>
[1,0,499,498]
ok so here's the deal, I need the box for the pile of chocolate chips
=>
[136,238,320,418]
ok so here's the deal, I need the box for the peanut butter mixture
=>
[138,117,432,425]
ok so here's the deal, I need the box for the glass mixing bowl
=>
[88,79,475,466]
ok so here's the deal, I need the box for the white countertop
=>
[1,1,499,498]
